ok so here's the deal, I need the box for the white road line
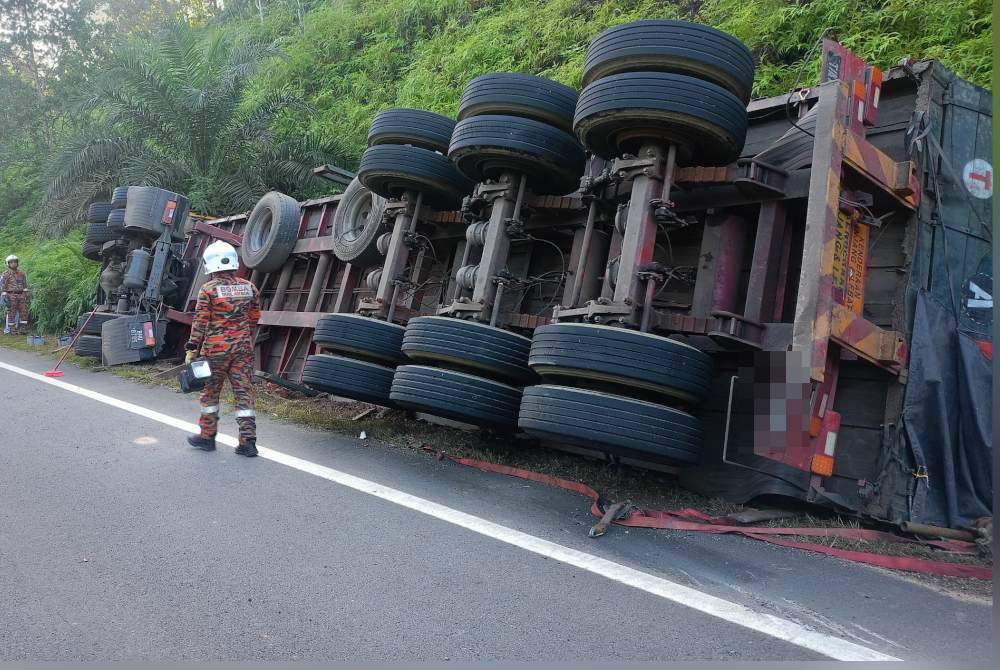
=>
[0,357,899,662]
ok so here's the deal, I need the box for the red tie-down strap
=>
[421,448,991,581]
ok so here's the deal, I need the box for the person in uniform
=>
[0,255,30,335]
[185,241,261,457]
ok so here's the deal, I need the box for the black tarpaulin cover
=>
[903,290,992,528]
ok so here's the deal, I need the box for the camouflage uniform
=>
[185,272,261,445]
[0,268,29,334]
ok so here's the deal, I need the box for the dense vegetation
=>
[0,0,991,332]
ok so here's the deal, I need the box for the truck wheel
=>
[390,365,521,430]
[518,385,703,464]
[83,223,117,260]
[87,202,113,223]
[528,323,713,403]
[367,108,457,153]
[332,177,389,268]
[77,311,122,336]
[110,186,129,209]
[301,354,396,406]
[448,115,586,195]
[582,19,755,103]
[358,144,474,210]
[122,186,189,241]
[401,316,534,384]
[240,191,301,273]
[73,335,103,358]
[312,313,406,365]
[574,71,748,164]
[458,73,578,134]
[106,208,126,233]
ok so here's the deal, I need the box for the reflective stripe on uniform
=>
[200,405,219,414]
[234,409,256,418]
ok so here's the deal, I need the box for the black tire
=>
[448,115,586,195]
[301,354,395,406]
[331,177,389,267]
[367,108,457,153]
[582,20,755,103]
[390,365,521,430]
[458,73,578,134]
[401,316,534,384]
[106,208,126,232]
[241,191,300,273]
[110,186,129,209]
[358,144,473,210]
[73,335,103,358]
[76,311,122,336]
[87,202,113,223]
[123,187,189,241]
[84,222,117,245]
[528,323,713,403]
[518,385,703,464]
[312,313,405,365]
[754,106,818,169]
[573,71,748,164]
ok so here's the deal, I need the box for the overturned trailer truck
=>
[85,24,992,530]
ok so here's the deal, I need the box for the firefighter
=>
[185,241,261,457]
[0,255,30,335]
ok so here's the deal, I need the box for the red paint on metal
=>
[164,308,194,325]
[193,221,243,246]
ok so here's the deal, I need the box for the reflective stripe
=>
[235,409,256,418]
[200,405,219,414]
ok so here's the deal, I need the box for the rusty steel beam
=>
[829,303,907,369]
[333,264,362,313]
[292,235,337,254]
[791,82,847,382]
[744,201,788,323]
[194,221,243,246]
[258,311,324,328]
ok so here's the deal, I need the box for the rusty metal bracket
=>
[610,154,664,182]
[734,158,788,198]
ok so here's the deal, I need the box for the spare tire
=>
[528,323,713,403]
[76,311,123,336]
[110,186,129,209]
[582,20,755,103]
[458,73,578,134]
[518,384,703,464]
[123,187,190,241]
[390,365,521,430]
[367,108,456,153]
[87,202,113,223]
[240,191,300,273]
[332,177,389,267]
[401,316,534,384]
[358,144,474,210]
[573,71,747,164]
[73,334,103,358]
[301,354,396,406]
[448,114,586,195]
[312,313,405,365]
[106,208,126,232]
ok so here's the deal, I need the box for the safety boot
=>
[235,440,258,458]
[187,434,216,451]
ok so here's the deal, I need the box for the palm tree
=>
[43,22,343,231]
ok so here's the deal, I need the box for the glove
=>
[185,350,198,364]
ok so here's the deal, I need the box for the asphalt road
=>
[0,346,991,661]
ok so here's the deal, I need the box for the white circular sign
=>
[962,158,993,199]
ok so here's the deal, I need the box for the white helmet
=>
[5,254,17,265]
[203,241,240,274]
